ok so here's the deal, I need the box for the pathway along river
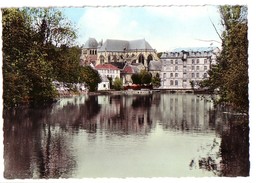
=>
[3,93,249,178]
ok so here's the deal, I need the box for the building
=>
[80,38,99,66]
[95,63,120,90]
[80,38,158,69]
[160,47,220,90]
[95,63,120,80]
[148,60,161,77]
[97,75,110,90]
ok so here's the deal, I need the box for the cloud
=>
[76,6,221,52]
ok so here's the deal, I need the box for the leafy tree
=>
[140,70,152,84]
[79,66,101,92]
[152,73,161,88]
[2,8,78,108]
[131,73,141,84]
[112,77,123,90]
[131,70,152,85]
[200,5,248,114]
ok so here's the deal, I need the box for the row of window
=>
[163,58,209,65]
[167,79,202,86]
[163,72,207,78]
[168,51,212,57]
[89,50,97,55]
[100,70,119,74]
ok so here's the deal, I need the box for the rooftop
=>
[83,38,98,49]
[95,63,119,70]
[171,47,218,53]
[98,39,154,52]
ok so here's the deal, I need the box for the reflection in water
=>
[3,94,249,178]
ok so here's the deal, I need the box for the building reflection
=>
[150,93,214,132]
[4,93,231,179]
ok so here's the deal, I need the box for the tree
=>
[79,66,101,92]
[2,8,37,107]
[131,70,152,85]
[2,8,78,107]
[140,70,152,84]
[112,77,123,90]
[131,73,141,84]
[152,73,161,88]
[200,5,248,114]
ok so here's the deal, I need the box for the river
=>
[3,93,249,178]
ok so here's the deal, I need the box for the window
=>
[171,60,173,64]
[170,80,174,85]
[203,73,207,78]
[196,73,199,78]
[204,59,207,64]
[192,73,195,78]
[192,59,195,64]
[204,66,207,70]
[196,66,200,70]
[175,80,178,86]
[175,73,178,77]
[183,79,187,83]
[175,60,178,64]
[175,66,178,71]
[170,73,173,77]
[197,59,200,64]
[192,66,195,70]
[163,73,166,79]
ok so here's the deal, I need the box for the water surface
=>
[3,93,249,178]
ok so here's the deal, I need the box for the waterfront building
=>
[95,63,120,90]
[160,47,220,90]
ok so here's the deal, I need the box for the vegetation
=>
[151,73,161,88]
[200,5,248,114]
[131,70,152,85]
[2,8,101,108]
[112,77,123,90]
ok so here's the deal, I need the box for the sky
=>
[61,6,223,52]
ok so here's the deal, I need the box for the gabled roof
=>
[98,39,154,52]
[95,63,119,70]
[123,64,139,74]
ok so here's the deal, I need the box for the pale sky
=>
[61,6,222,52]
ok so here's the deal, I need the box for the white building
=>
[95,63,121,90]
[160,47,220,90]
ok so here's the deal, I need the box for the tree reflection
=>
[194,108,250,177]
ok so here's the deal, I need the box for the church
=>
[80,37,159,69]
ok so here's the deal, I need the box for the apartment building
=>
[160,47,220,90]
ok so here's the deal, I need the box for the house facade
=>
[160,47,220,90]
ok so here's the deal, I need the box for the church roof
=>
[98,39,154,52]
[84,38,98,49]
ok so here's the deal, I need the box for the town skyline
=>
[62,6,222,52]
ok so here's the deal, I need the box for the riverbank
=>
[57,88,212,97]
